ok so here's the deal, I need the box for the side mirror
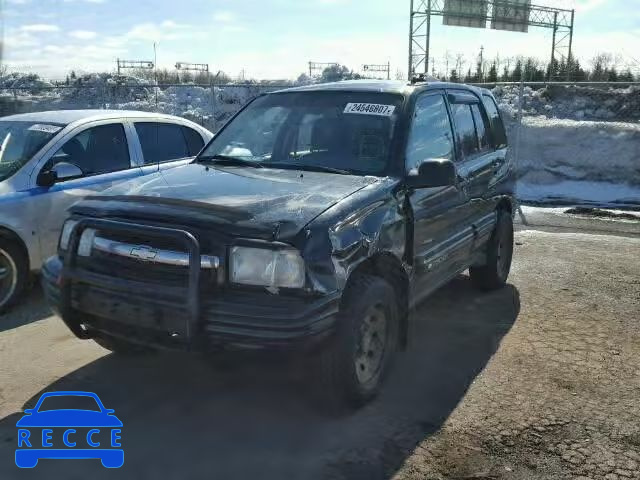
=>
[23,408,35,415]
[407,159,457,189]
[37,162,83,187]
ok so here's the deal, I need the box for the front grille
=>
[75,230,224,290]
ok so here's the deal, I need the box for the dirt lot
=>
[0,227,638,480]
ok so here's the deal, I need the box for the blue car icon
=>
[15,391,123,468]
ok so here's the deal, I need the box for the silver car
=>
[0,110,213,311]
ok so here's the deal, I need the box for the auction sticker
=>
[344,103,396,116]
[28,124,62,134]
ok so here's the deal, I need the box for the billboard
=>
[443,0,488,29]
[491,0,531,33]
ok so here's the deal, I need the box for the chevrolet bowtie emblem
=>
[130,246,158,261]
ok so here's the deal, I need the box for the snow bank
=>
[493,84,640,122]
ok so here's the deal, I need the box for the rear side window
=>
[135,123,189,164]
[450,104,479,159]
[482,95,508,148]
[405,94,455,171]
[470,104,490,152]
[182,127,204,155]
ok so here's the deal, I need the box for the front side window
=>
[451,103,479,159]
[405,94,455,172]
[49,123,130,177]
[199,92,404,176]
[135,123,190,164]
[0,121,64,182]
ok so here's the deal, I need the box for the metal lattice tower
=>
[308,62,339,78]
[116,59,154,75]
[409,0,575,80]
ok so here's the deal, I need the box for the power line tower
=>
[116,59,154,76]
[408,0,575,80]
[175,62,210,83]
[362,62,391,80]
[308,62,339,78]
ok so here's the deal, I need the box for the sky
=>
[1,0,639,80]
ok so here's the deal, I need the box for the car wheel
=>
[470,209,514,291]
[315,274,399,409]
[0,239,28,314]
[93,335,153,355]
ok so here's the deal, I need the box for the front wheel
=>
[470,209,514,290]
[315,274,399,409]
[0,240,28,314]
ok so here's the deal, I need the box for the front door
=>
[33,122,141,261]
[405,92,472,307]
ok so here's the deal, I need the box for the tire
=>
[315,274,399,409]
[93,335,153,355]
[470,209,514,291]
[0,239,28,314]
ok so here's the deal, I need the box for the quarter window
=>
[49,123,130,177]
[451,104,479,159]
[405,94,455,172]
[135,123,190,164]
[482,95,508,148]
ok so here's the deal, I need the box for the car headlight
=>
[77,228,96,257]
[230,246,305,289]
[59,219,79,250]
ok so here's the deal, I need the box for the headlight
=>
[77,228,96,257]
[230,246,305,289]
[59,220,79,250]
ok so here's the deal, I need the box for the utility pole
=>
[479,45,484,82]
[431,58,436,77]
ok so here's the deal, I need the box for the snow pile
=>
[493,84,640,122]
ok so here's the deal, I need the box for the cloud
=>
[574,0,609,12]
[69,30,98,40]
[62,0,106,3]
[213,11,235,23]
[6,0,30,5]
[20,24,60,33]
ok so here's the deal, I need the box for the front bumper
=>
[42,220,340,351]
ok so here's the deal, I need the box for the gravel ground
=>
[0,227,638,480]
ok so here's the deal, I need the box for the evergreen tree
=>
[449,69,459,83]
[487,63,498,82]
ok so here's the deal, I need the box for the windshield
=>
[0,121,64,182]
[199,92,403,175]
[37,395,102,412]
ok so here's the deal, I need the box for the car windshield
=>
[37,395,102,412]
[0,121,64,182]
[199,91,404,176]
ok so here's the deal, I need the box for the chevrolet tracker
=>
[43,79,515,408]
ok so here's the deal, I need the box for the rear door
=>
[133,122,205,174]
[447,92,498,240]
[405,91,472,306]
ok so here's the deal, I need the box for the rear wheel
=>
[470,209,514,290]
[315,274,399,409]
[0,239,28,313]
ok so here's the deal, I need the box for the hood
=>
[73,163,379,240]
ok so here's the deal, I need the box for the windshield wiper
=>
[198,155,264,168]
[265,163,352,175]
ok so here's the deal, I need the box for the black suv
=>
[43,80,514,408]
